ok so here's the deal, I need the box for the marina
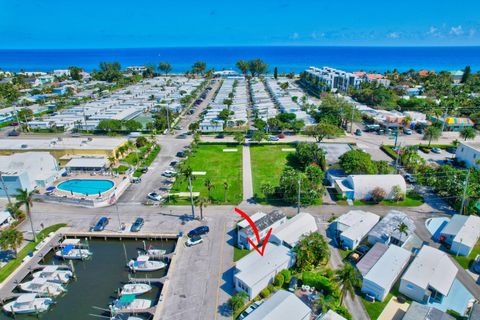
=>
[0,231,179,320]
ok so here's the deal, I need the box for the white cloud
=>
[387,32,400,39]
[469,28,476,37]
[449,25,464,36]
[311,32,325,40]
[427,26,438,35]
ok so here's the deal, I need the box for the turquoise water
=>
[57,179,114,195]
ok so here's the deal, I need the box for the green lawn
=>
[250,144,297,204]
[337,196,424,207]
[362,294,393,320]
[169,143,243,204]
[0,224,67,283]
[234,247,251,262]
[454,240,480,269]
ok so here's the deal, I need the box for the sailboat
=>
[32,265,72,284]
[3,294,54,314]
[19,278,66,296]
[127,255,166,272]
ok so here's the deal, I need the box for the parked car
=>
[355,129,363,136]
[7,130,20,137]
[268,135,279,141]
[177,133,188,139]
[446,147,457,154]
[215,134,225,139]
[277,133,285,139]
[174,125,182,130]
[416,128,424,134]
[130,218,144,232]
[377,129,385,135]
[147,192,162,202]
[186,235,203,247]
[187,226,210,238]
[176,151,186,157]
[472,255,480,274]
[162,170,177,177]
[169,160,178,167]
[93,217,109,231]
[431,148,441,154]
[131,177,142,184]
[141,167,149,173]
[288,276,298,292]
[403,128,413,135]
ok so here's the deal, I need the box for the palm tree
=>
[5,202,25,220]
[204,178,215,200]
[0,229,24,257]
[335,264,361,305]
[194,196,210,220]
[460,127,477,141]
[394,221,409,245]
[223,181,229,203]
[15,189,36,242]
[179,165,195,219]
[423,126,442,147]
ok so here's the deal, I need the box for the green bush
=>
[280,269,291,284]
[274,273,284,287]
[302,271,336,295]
[380,145,399,160]
[228,292,248,313]
[267,284,275,293]
[260,288,271,299]
[334,306,352,320]
[113,165,129,174]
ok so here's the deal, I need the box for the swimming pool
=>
[425,217,450,240]
[57,179,114,195]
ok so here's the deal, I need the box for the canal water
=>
[1,238,176,320]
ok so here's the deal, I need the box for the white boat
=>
[19,278,66,297]
[127,255,166,272]
[111,316,144,320]
[3,293,54,314]
[110,294,152,314]
[146,248,166,258]
[55,238,92,260]
[32,265,72,284]
[120,283,152,296]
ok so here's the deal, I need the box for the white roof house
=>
[0,152,62,196]
[455,142,480,169]
[234,243,295,300]
[335,174,406,200]
[361,245,411,301]
[269,212,317,248]
[440,214,480,256]
[368,210,416,247]
[243,290,311,320]
[65,157,108,172]
[317,310,347,320]
[400,246,458,303]
[332,210,380,250]
[237,210,286,250]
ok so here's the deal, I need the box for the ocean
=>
[1,46,480,73]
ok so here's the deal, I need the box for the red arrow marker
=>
[235,208,272,256]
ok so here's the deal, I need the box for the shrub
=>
[370,187,386,203]
[267,284,275,293]
[392,184,405,202]
[228,292,248,313]
[260,288,271,299]
[302,271,336,295]
[274,273,284,287]
[280,269,291,284]
[334,306,352,320]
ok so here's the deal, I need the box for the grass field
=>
[454,240,480,269]
[234,247,251,262]
[170,143,243,205]
[250,144,297,204]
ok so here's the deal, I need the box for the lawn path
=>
[242,144,254,202]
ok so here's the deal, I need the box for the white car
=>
[186,236,203,247]
[147,192,162,202]
[162,170,177,177]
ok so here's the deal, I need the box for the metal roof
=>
[356,242,389,277]
[243,290,311,320]
[368,210,416,243]
[242,210,285,236]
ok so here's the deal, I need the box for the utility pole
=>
[460,169,471,215]
[0,172,12,205]
[393,130,399,149]
[394,143,402,174]
[297,174,301,215]
[188,176,195,219]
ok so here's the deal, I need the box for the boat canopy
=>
[136,255,149,262]
[62,244,74,255]
[16,294,37,303]
[119,294,136,304]
[30,278,48,285]
[61,239,81,246]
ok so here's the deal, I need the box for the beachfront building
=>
[243,290,311,320]
[399,246,457,304]
[234,243,295,300]
[455,142,480,169]
[368,210,416,247]
[237,210,286,250]
[361,245,411,301]
[352,71,391,87]
[330,210,380,250]
[250,78,278,123]
[304,66,364,92]
[334,174,407,201]
[440,214,480,256]
[431,116,475,132]
[0,152,63,196]
[269,212,317,248]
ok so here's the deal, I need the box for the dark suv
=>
[187,226,209,238]
[93,217,109,231]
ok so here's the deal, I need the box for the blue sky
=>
[1,0,480,48]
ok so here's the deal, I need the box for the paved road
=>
[242,144,254,202]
